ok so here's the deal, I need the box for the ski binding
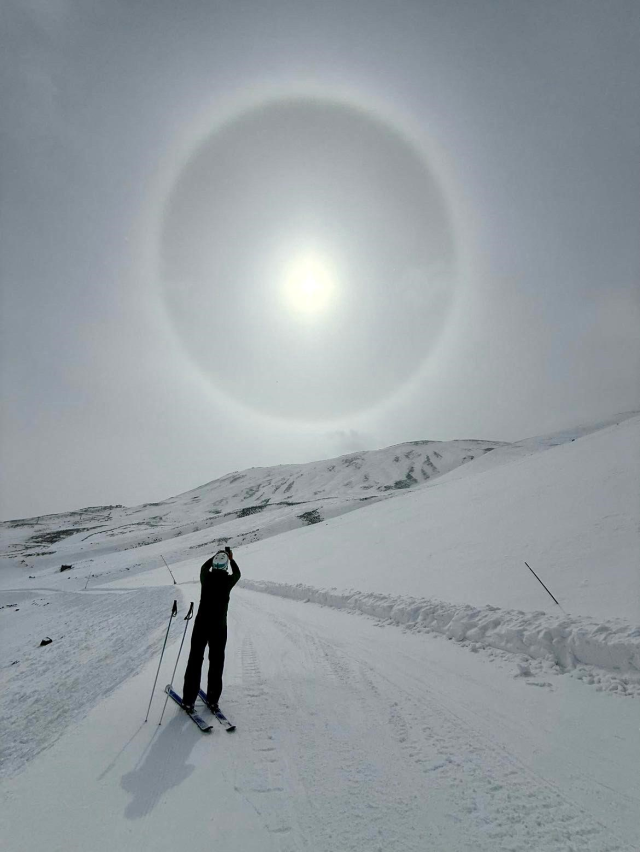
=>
[165,684,213,732]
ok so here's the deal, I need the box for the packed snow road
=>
[1,588,637,852]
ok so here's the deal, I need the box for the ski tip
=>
[225,725,237,733]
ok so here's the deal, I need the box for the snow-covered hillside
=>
[239,413,640,621]
[1,415,638,851]
[0,438,504,585]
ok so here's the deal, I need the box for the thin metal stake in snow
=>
[158,601,194,726]
[144,600,178,722]
[524,562,562,609]
[161,555,177,585]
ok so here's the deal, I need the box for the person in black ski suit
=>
[182,546,240,712]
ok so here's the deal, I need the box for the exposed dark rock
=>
[237,505,267,518]
[28,529,88,546]
[298,509,323,525]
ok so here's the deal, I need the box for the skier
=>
[182,546,240,713]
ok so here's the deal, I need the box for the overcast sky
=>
[1,0,639,520]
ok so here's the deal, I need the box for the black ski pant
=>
[183,617,227,707]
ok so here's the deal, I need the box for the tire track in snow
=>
[230,636,300,849]
[343,629,633,852]
[236,595,454,851]
[235,590,634,852]
[379,684,629,852]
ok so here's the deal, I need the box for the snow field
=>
[0,585,177,778]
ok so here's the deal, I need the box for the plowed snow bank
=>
[241,579,640,685]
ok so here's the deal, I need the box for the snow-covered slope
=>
[238,414,640,622]
[0,438,505,581]
[431,410,639,484]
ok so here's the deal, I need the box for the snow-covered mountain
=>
[2,414,635,592]
[0,437,506,579]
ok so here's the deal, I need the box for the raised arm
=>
[200,556,213,584]
[226,547,241,589]
[229,558,241,589]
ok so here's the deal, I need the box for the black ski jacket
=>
[198,556,241,625]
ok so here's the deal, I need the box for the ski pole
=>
[161,555,177,585]
[158,601,194,726]
[524,561,563,610]
[144,600,178,722]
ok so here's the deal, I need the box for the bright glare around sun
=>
[281,252,337,317]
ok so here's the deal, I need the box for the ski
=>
[199,689,236,732]
[165,685,213,732]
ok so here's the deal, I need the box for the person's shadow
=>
[120,714,201,819]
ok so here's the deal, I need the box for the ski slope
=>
[1,415,639,850]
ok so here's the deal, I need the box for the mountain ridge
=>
[0,437,506,575]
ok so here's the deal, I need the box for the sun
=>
[281,251,337,317]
